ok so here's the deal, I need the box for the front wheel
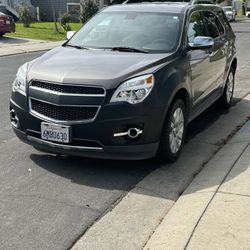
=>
[156,99,187,163]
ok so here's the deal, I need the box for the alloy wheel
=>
[169,107,184,154]
[226,71,234,104]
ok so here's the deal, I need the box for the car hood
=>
[28,46,171,89]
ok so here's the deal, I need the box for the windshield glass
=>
[68,11,183,53]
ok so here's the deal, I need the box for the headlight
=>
[110,74,154,104]
[12,62,28,95]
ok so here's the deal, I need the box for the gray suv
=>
[10,2,237,162]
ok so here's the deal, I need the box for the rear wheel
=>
[156,99,187,163]
[219,67,235,108]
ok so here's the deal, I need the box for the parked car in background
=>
[10,3,237,162]
[222,6,236,21]
[246,11,250,18]
[0,12,15,36]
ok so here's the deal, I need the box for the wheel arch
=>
[170,88,190,114]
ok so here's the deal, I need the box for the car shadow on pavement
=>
[185,96,241,141]
[30,153,158,190]
[29,97,249,197]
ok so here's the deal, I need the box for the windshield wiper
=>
[110,46,149,53]
[65,44,89,50]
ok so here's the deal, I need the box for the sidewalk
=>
[0,37,63,57]
[72,96,250,250]
[144,120,250,250]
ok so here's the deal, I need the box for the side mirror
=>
[66,31,76,40]
[188,36,214,50]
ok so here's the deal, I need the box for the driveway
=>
[0,36,63,56]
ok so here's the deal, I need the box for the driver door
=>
[187,11,213,108]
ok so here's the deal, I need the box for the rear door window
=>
[203,11,224,38]
[216,10,232,32]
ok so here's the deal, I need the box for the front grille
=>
[31,99,98,122]
[31,81,105,95]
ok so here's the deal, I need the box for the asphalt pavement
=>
[0,21,250,250]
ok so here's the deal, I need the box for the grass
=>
[7,22,82,41]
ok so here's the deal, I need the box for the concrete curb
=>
[72,96,250,250]
[144,121,250,250]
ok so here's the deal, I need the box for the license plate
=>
[6,20,10,24]
[41,123,70,143]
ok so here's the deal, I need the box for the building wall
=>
[31,0,80,21]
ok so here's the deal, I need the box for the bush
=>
[61,13,72,31]
[80,0,99,23]
[68,9,81,23]
[17,4,34,27]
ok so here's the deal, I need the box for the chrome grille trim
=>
[28,81,105,124]
[29,80,106,97]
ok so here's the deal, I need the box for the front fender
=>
[154,60,191,117]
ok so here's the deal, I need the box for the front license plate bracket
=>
[41,122,71,144]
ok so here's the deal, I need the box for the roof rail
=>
[190,0,215,4]
[122,0,215,4]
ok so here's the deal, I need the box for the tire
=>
[219,67,235,109]
[156,99,187,163]
[248,14,250,18]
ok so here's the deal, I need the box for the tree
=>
[50,0,59,32]
[17,3,34,28]
[80,0,99,23]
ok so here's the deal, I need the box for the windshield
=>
[67,11,183,53]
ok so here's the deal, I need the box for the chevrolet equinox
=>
[10,2,237,162]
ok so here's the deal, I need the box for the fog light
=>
[10,108,19,128]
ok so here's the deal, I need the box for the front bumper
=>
[10,95,164,160]
[13,127,158,160]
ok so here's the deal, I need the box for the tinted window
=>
[188,12,207,43]
[68,12,183,53]
[203,11,224,38]
[217,10,232,31]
